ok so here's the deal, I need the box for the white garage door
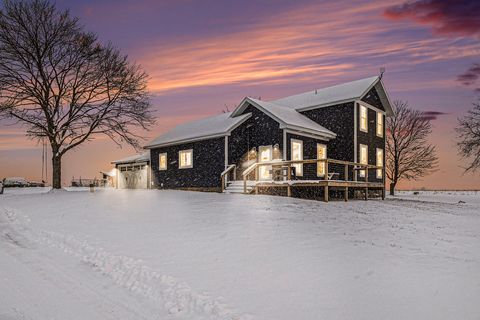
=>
[118,164,148,189]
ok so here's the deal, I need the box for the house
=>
[122,75,393,201]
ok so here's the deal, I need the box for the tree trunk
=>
[52,155,62,189]
[389,182,396,196]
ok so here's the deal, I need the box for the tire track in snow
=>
[1,207,158,320]
[1,207,253,320]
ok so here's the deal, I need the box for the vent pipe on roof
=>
[379,67,386,79]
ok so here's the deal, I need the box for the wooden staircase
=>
[224,180,254,194]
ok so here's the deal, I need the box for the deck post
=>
[221,175,225,193]
[365,167,368,201]
[243,176,247,194]
[344,186,348,201]
[287,165,292,197]
[324,185,329,202]
[325,160,329,181]
[344,164,348,181]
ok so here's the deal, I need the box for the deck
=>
[221,158,386,202]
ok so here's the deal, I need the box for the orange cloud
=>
[131,1,480,95]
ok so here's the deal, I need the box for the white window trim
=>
[258,145,273,181]
[376,148,383,179]
[178,149,193,169]
[359,144,368,177]
[258,145,273,162]
[290,139,303,176]
[159,153,167,170]
[376,112,384,138]
[316,143,327,177]
[359,104,368,133]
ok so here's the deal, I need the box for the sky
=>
[0,0,479,189]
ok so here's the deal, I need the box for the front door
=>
[258,145,272,180]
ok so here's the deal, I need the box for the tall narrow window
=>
[258,145,273,180]
[376,112,384,137]
[179,149,193,169]
[376,148,383,179]
[359,144,368,177]
[291,139,303,176]
[317,144,327,177]
[159,153,167,170]
[360,105,368,132]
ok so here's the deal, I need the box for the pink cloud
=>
[384,0,480,38]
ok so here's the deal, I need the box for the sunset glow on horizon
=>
[1,0,479,189]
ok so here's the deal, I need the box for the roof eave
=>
[144,133,228,149]
[282,124,337,140]
[144,113,252,149]
[295,98,358,112]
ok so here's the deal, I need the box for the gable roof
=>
[144,75,393,150]
[144,112,251,149]
[271,76,394,115]
[112,151,150,165]
[239,97,336,139]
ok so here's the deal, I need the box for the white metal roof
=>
[112,151,150,164]
[271,76,393,115]
[144,112,251,149]
[144,76,393,150]
[246,98,336,139]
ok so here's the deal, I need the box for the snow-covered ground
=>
[1,188,479,319]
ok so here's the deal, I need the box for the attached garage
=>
[112,152,151,189]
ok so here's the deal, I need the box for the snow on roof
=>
[143,76,391,150]
[247,98,336,138]
[272,76,379,110]
[112,151,150,164]
[144,112,251,149]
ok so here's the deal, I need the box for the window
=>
[359,144,368,177]
[291,139,303,176]
[360,104,368,132]
[159,153,167,170]
[258,145,273,180]
[179,149,193,168]
[376,148,383,179]
[317,144,327,177]
[376,112,383,137]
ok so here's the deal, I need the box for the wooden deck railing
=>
[241,158,385,195]
[220,164,236,192]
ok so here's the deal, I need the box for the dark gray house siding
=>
[229,104,283,176]
[361,87,385,111]
[300,102,355,162]
[285,132,329,180]
[150,137,225,189]
[356,102,385,183]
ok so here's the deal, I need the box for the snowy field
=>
[1,188,479,319]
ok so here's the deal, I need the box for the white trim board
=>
[355,100,386,115]
[284,129,330,142]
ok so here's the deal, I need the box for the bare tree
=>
[0,0,155,188]
[386,100,438,195]
[456,102,480,172]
